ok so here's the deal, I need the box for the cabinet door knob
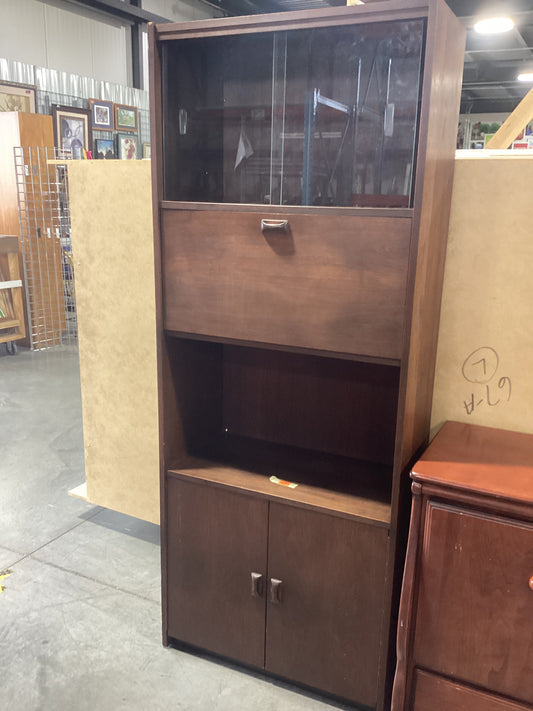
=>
[261,219,289,233]
[270,578,283,604]
[250,572,264,598]
[529,575,533,591]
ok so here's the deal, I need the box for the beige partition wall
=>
[68,160,159,524]
[67,153,533,524]
[431,151,533,437]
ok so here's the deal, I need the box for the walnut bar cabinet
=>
[148,1,465,708]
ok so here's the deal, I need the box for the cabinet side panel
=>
[266,503,389,706]
[166,477,268,668]
[399,3,466,468]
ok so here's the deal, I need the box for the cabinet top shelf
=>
[153,0,436,40]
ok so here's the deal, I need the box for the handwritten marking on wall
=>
[461,347,511,416]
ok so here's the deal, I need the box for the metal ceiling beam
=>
[214,0,283,15]
[60,0,171,24]
[447,0,533,20]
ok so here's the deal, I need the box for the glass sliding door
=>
[162,19,424,208]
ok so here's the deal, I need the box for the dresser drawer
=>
[412,670,531,711]
[413,502,533,704]
[161,208,411,359]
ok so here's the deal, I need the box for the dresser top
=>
[411,421,533,505]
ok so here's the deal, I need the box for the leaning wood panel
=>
[162,208,411,360]
[68,160,160,524]
[431,153,533,436]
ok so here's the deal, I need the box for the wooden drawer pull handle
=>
[261,219,289,233]
[251,572,263,598]
[270,578,283,604]
[529,575,533,591]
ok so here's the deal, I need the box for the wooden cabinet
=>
[167,474,388,706]
[149,1,465,708]
[392,421,533,711]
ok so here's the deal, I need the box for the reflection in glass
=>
[162,20,424,207]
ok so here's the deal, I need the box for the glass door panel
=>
[162,19,424,207]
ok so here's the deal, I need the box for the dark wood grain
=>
[396,0,467,473]
[161,200,413,219]
[265,503,389,707]
[412,670,531,711]
[162,208,411,359]
[384,3,466,704]
[154,0,435,42]
[223,346,399,464]
[168,446,392,524]
[150,2,466,707]
[166,477,268,667]
[413,502,533,703]
[391,482,422,711]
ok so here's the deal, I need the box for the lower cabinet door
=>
[413,670,531,711]
[265,503,389,707]
[166,477,268,668]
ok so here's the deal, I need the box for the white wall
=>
[0,0,130,84]
[0,0,221,89]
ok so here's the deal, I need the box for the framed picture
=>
[117,133,138,160]
[52,105,92,159]
[115,103,138,132]
[0,81,36,113]
[89,98,114,130]
[142,143,151,159]
[95,138,115,160]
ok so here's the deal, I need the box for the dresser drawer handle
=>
[261,219,289,233]
[529,575,533,591]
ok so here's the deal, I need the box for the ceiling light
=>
[517,72,533,82]
[474,17,515,34]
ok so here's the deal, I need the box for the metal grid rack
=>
[14,146,77,350]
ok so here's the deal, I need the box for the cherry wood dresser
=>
[392,421,533,711]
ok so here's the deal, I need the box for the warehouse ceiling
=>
[211,0,533,114]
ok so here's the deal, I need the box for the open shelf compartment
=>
[164,334,399,525]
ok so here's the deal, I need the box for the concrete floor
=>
[0,346,351,711]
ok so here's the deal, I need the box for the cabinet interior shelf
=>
[168,435,392,525]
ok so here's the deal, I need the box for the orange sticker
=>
[269,475,298,489]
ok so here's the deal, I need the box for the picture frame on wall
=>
[142,143,151,159]
[89,98,114,130]
[52,105,92,159]
[117,133,138,160]
[115,103,138,132]
[0,81,36,113]
[95,138,115,160]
